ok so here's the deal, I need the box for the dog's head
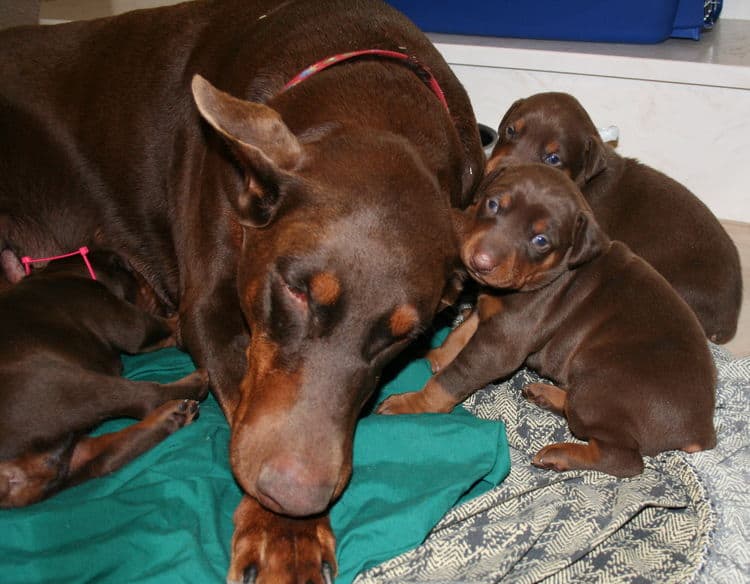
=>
[192,76,464,516]
[487,92,608,186]
[460,164,608,291]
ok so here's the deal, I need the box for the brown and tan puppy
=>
[0,251,208,508]
[379,164,717,478]
[487,92,742,344]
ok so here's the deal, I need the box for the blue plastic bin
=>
[388,0,715,43]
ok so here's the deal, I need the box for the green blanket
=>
[1,331,509,583]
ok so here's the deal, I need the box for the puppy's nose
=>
[471,252,496,274]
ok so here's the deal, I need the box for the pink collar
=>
[281,49,450,112]
[21,246,97,280]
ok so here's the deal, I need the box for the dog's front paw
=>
[228,495,336,584]
[376,391,432,415]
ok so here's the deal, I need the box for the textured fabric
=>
[0,338,510,584]
[358,344,750,584]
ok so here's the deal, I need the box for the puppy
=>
[0,250,208,507]
[378,164,716,477]
[487,92,742,344]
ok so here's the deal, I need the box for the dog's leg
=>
[66,399,200,485]
[532,439,644,477]
[228,495,336,584]
[426,310,479,373]
[77,369,210,421]
[0,438,75,508]
[0,399,200,508]
[522,382,567,416]
[2,368,209,456]
[378,311,530,415]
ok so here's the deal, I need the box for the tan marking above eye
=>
[545,140,560,154]
[532,219,548,234]
[309,271,341,305]
[499,193,512,210]
[514,118,525,132]
[389,304,419,337]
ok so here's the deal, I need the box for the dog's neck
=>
[279,49,450,113]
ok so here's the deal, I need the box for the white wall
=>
[451,64,749,223]
[722,2,750,20]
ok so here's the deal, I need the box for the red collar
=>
[21,246,97,280]
[281,49,450,112]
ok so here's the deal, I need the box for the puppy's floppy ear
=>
[496,98,524,135]
[487,99,526,167]
[191,74,303,227]
[575,135,607,185]
[568,211,607,268]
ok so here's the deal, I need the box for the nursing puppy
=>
[379,164,717,477]
[487,92,742,344]
[0,251,208,507]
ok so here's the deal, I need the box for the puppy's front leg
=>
[377,310,528,415]
[426,310,479,373]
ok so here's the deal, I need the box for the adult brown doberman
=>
[0,1,484,581]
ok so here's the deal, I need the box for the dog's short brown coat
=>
[379,164,717,477]
[487,92,742,344]
[0,251,208,507]
[0,1,484,580]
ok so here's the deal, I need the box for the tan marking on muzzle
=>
[389,304,419,337]
[309,271,341,305]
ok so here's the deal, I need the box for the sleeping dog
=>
[486,92,742,344]
[0,250,208,507]
[378,164,716,477]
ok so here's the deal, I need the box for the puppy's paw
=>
[532,443,574,472]
[377,392,429,415]
[152,399,200,433]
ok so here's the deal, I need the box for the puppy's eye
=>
[486,198,500,214]
[505,125,516,139]
[531,234,551,252]
[543,153,561,166]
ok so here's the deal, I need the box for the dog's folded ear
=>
[576,135,607,185]
[191,74,303,227]
[568,211,607,268]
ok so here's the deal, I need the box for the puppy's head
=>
[461,164,608,291]
[488,92,607,186]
